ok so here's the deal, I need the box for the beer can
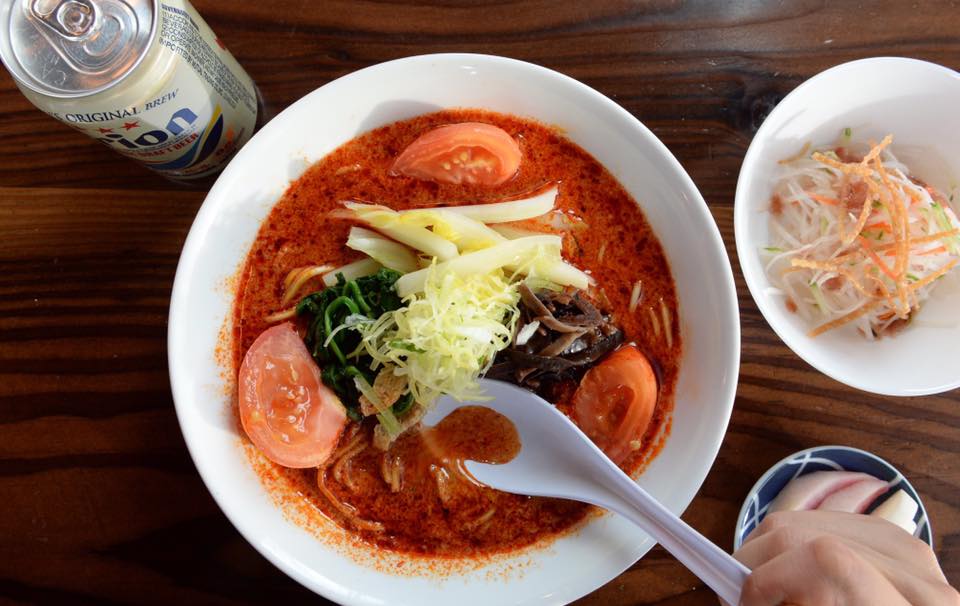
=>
[0,0,259,180]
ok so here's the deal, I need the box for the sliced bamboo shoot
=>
[346,226,419,273]
[322,257,381,286]
[345,202,459,260]
[396,235,563,297]
[436,186,558,223]
[491,223,547,239]
[399,209,505,251]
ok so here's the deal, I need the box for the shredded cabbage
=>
[358,264,520,408]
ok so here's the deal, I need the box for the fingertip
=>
[739,565,782,606]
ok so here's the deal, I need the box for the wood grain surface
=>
[1,1,958,604]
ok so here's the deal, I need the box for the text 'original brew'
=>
[0,0,259,179]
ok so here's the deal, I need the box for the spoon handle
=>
[596,463,750,605]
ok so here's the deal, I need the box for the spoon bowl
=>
[425,379,620,501]
[425,379,750,606]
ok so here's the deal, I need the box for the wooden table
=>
[1,2,957,603]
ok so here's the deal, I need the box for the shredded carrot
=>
[864,221,892,232]
[858,236,898,280]
[809,300,880,337]
[806,192,840,206]
[915,246,948,256]
[905,187,924,206]
[873,260,960,308]
[877,228,958,253]
[833,228,960,265]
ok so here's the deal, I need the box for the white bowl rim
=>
[168,52,741,605]
[734,56,960,396]
[733,444,933,550]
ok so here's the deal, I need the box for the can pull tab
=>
[27,0,140,73]
[30,0,97,38]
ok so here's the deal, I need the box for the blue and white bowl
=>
[734,445,932,550]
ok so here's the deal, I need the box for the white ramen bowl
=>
[169,54,739,606]
[735,57,960,396]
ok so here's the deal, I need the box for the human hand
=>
[733,510,959,605]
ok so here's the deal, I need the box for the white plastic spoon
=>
[424,379,750,606]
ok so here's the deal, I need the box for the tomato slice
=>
[572,346,658,465]
[390,122,521,186]
[238,323,347,468]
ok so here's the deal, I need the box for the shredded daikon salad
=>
[763,132,960,338]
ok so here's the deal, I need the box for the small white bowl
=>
[735,57,960,396]
[733,445,932,551]
[169,54,740,606]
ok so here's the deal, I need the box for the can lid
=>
[0,0,156,98]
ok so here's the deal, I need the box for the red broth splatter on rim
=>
[232,109,681,558]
